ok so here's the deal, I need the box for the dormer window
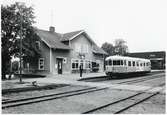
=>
[75,43,88,53]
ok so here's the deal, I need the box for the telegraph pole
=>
[18,4,23,83]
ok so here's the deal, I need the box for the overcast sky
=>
[2,0,167,52]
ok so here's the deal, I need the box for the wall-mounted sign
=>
[150,54,156,57]
[63,58,67,64]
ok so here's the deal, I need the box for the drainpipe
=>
[50,48,52,73]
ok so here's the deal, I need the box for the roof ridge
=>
[35,28,71,50]
[60,30,84,41]
[63,30,84,35]
[38,28,62,34]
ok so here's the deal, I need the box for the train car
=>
[105,55,151,77]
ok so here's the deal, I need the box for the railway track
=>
[2,73,165,112]
[117,73,165,84]
[2,87,107,109]
[82,83,165,114]
[82,72,164,83]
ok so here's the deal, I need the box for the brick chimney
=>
[49,26,55,32]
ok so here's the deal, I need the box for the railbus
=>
[105,55,151,77]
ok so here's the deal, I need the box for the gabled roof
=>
[60,30,84,41]
[61,30,108,55]
[36,29,71,50]
[92,45,108,55]
[35,28,108,55]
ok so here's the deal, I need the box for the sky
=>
[2,0,167,52]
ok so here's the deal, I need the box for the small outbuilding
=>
[126,51,165,70]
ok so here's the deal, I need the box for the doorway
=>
[57,58,63,74]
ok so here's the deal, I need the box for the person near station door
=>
[79,64,83,77]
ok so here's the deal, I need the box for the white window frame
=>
[71,59,92,70]
[38,58,44,70]
[36,41,41,49]
[74,44,81,53]
[71,59,79,70]
[84,44,89,53]
[74,44,89,53]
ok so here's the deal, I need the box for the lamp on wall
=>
[79,52,85,59]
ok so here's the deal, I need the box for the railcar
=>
[105,55,151,77]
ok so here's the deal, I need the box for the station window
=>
[85,60,91,69]
[124,60,126,66]
[38,58,44,70]
[128,61,131,66]
[88,61,91,68]
[36,41,40,50]
[133,61,135,66]
[72,60,79,70]
[75,44,88,53]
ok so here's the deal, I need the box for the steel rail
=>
[82,83,165,114]
[2,87,108,109]
[2,87,96,104]
[83,72,164,83]
[117,74,164,84]
[2,73,165,111]
[114,92,160,114]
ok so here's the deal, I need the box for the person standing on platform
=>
[79,64,83,77]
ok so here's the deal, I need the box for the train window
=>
[113,60,121,65]
[146,62,149,66]
[109,60,112,65]
[124,60,126,65]
[137,62,139,66]
[128,61,131,66]
[117,60,121,65]
[144,63,145,66]
[140,63,142,66]
[113,60,116,65]
[133,61,135,66]
[121,60,123,65]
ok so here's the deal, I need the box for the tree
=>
[1,2,41,79]
[114,39,128,55]
[11,60,19,73]
[101,42,115,56]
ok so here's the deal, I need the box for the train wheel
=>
[112,75,117,79]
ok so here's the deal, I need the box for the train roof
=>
[106,55,150,62]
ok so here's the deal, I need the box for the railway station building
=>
[126,51,165,70]
[23,27,108,75]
